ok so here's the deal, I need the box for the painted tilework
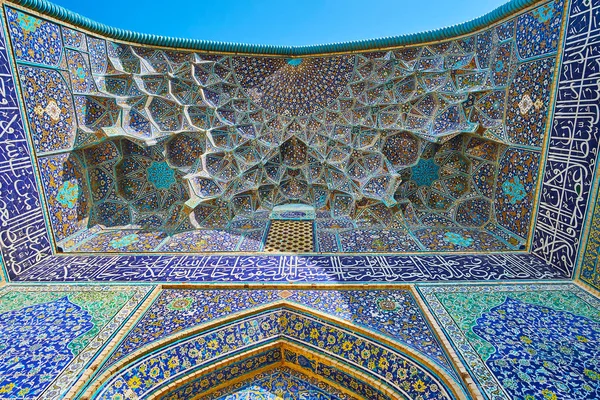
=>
[94,310,456,399]
[281,350,389,400]
[532,0,600,275]
[203,366,358,400]
[0,296,92,398]
[102,289,455,378]
[3,2,567,255]
[157,230,245,253]
[37,152,90,241]
[580,182,600,290]
[505,58,556,147]
[419,283,600,400]
[5,7,62,66]
[12,253,567,282]
[338,229,421,252]
[73,230,168,252]
[414,228,509,251]
[65,49,96,93]
[516,0,564,60]
[163,348,285,400]
[0,285,150,399]
[287,289,455,373]
[495,148,541,239]
[104,289,283,367]
[163,353,374,400]
[17,65,77,153]
[0,8,52,279]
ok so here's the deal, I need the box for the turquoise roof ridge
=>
[11,0,539,55]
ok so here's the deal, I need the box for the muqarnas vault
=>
[5,0,563,254]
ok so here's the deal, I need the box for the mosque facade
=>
[0,0,599,398]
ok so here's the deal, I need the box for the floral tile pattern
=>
[94,309,457,399]
[162,355,372,400]
[418,283,600,400]
[0,285,150,400]
[102,289,456,378]
[206,366,356,400]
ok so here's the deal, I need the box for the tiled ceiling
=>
[5,1,564,254]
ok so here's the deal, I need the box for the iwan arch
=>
[0,0,599,399]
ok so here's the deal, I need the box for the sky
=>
[50,0,508,47]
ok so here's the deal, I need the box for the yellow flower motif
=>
[327,335,336,344]
[167,357,179,369]
[279,315,288,326]
[17,388,30,397]
[542,389,557,400]
[294,322,303,331]
[310,328,319,339]
[520,336,533,344]
[413,379,426,392]
[361,349,371,359]
[207,339,219,350]
[378,357,389,369]
[0,384,15,394]
[342,341,353,351]
[127,376,141,389]
[576,335,588,342]
[368,360,375,370]
[584,368,600,380]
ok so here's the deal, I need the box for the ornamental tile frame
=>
[0,0,596,286]
[97,288,459,378]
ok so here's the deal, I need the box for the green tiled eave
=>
[10,0,541,55]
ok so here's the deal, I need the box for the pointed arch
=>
[81,303,468,399]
